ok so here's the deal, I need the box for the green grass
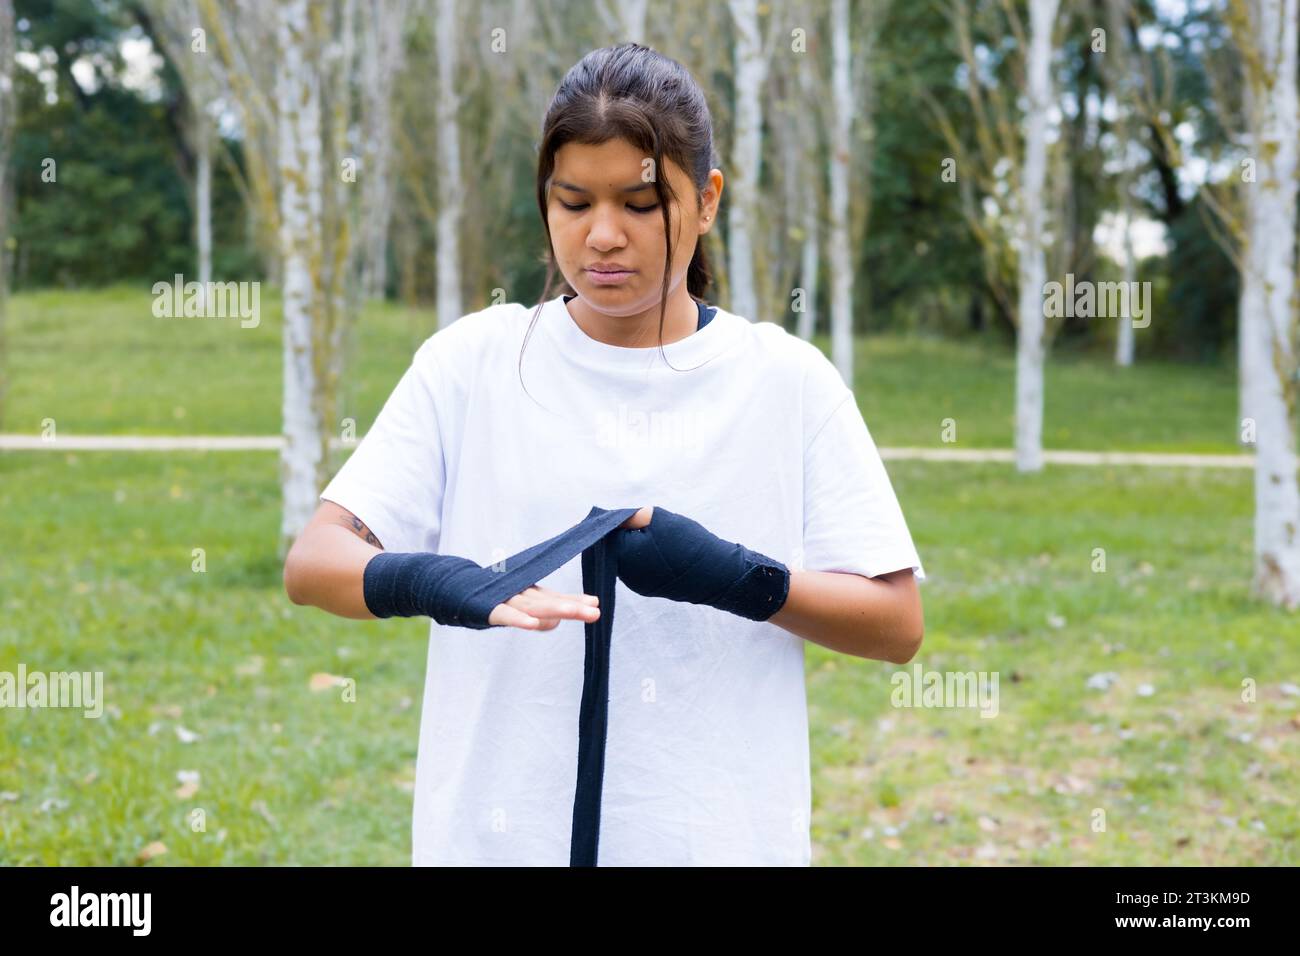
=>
[1,450,1295,865]
[0,450,428,865]
[5,285,1247,453]
[3,285,427,437]
[0,287,1294,865]
[848,334,1245,453]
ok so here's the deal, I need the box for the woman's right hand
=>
[488,510,649,629]
[489,585,601,630]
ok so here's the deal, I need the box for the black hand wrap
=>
[613,507,790,621]
[360,506,641,628]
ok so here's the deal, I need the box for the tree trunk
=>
[1014,0,1059,473]
[359,0,409,300]
[727,0,766,324]
[1236,0,1300,607]
[196,114,213,289]
[1106,0,1137,367]
[0,0,13,428]
[1114,190,1136,366]
[435,0,463,328]
[276,0,328,551]
[828,0,853,382]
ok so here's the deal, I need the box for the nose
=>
[586,204,627,252]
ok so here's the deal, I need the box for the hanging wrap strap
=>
[364,504,637,864]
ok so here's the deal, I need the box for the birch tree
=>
[358,0,411,299]
[925,0,1063,472]
[0,0,13,427]
[434,0,463,327]
[1102,0,1138,367]
[793,36,822,343]
[1228,0,1300,607]
[143,0,226,293]
[596,0,649,43]
[196,0,368,547]
[200,0,281,280]
[727,0,775,325]
[1014,0,1060,472]
[827,0,854,381]
[276,0,330,546]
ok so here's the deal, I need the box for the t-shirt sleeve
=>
[318,337,447,555]
[800,359,926,583]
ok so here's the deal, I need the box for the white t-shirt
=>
[319,292,925,866]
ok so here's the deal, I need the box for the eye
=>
[556,200,660,214]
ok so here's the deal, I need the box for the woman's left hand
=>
[612,506,790,621]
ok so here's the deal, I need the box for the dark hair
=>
[518,42,720,388]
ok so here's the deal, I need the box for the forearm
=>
[768,568,923,664]
[283,524,380,620]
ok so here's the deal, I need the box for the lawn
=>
[3,285,1246,453]
[0,287,1295,866]
[1,451,1295,865]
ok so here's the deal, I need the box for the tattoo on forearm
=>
[338,513,382,548]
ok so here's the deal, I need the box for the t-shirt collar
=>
[543,293,734,371]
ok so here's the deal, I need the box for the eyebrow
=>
[551,179,655,195]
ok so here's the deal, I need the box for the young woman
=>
[283,42,926,867]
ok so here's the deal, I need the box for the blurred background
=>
[0,0,1296,865]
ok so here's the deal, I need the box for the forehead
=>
[551,139,688,186]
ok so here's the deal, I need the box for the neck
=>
[565,287,698,349]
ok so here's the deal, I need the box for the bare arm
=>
[283,500,387,619]
[768,567,924,664]
[615,506,923,664]
[282,500,606,628]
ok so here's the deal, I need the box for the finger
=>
[489,604,543,629]
[508,593,601,622]
[619,506,654,530]
[530,586,599,605]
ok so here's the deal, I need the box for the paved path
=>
[0,434,1255,467]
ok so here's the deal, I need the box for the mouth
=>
[585,266,636,285]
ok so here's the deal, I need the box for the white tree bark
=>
[792,4,821,342]
[196,115,212,289]
[276,0,327,547]
[827,0,853,381]
[435,0,463,328]
[358,0,410,299]
[1235,0,1300,607]
[1114,189,1136,366]
[1106,0,1136,367]
[797,206,820,341]
[727,0,768,324]
[597,0,649,42]
[1014,0,1059,473]
[0,0,14,427]
[145,0,220,292]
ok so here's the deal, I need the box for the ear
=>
[700,169,724,232]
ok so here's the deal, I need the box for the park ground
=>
[0,287,1296,864]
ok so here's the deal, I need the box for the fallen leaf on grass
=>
[175,725,201,744]
[309,672,347,692]
[175,770,200,799]
[236,656,264,677]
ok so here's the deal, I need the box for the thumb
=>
[619,506,655,530]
